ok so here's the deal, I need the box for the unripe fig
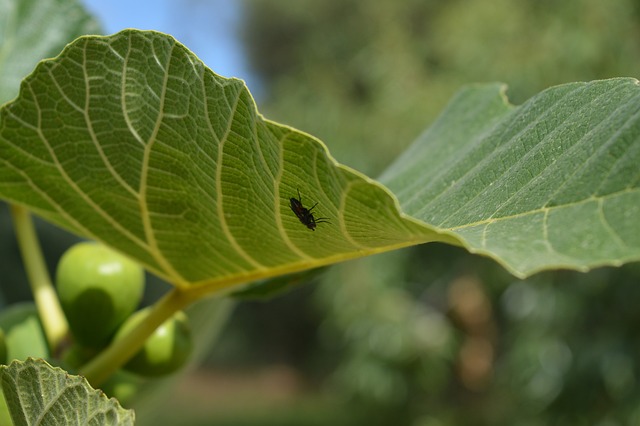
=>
[115,308,193,377]
[101,370,144,406]
[56,242,144,348]
[0,302,48,362]
[61,343,96,369]
[0,302,48,426]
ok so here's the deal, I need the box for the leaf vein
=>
[138,39,188,284]
[597,197,628,249]
[81,40,138,197]
[27,82,150,251]
[273,130,313,260]
[448,187,638,231]
[215,84,267,269]
[436,84,587,225]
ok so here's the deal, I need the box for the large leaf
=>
[0,30,637,290]
[0,30,432,288]
[380,81,640,275]
[0,358,134,426]
[0,0,100,105]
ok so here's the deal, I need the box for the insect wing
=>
[289,191,329,231]
[290,197,306,216]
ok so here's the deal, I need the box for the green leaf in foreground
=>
[0,358,134,426]
[0,30,434,289]
[0,30,637,291]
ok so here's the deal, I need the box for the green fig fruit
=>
[56,242,144,348]
[0,302,48,362]
[116,308,193,377]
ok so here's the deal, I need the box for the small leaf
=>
[0,0,100,104]
[0,358,134,426]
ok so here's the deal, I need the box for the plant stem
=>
[10,204,69,354]
[80,286,198,387]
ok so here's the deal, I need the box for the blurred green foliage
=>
[2,0,640,424]
[232,0,640,424]
[242,0,640,175]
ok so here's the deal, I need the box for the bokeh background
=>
[2,0,640,425]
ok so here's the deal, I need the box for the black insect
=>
[290,189,330,231]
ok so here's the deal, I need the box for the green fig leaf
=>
[0,358,134,426]
[0,30,637,293]
[380,80,640,275]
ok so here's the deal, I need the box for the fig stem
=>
[9,204,70,354]
[80,286,198,387]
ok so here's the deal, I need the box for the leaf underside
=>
[381,80,640,275]
[0,358,134,426]
[0,30,637,289]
